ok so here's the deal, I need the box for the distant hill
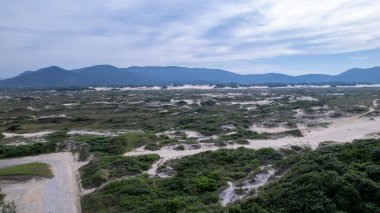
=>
[0,65,380,88]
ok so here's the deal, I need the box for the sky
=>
[1,0,380,78]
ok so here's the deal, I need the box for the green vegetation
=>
[221,130,268,140]
[82,139,380,212]
[0,133,4,140]
[281,129,303,137]
[80,154,159,188]
[0,142,57,159]
[0,131,69,159]
[0,87,379,212]
[232,139,380,213]
[0,162,53,178]
[75,132,157,155]
[82,148,283,212]
[77,132,161,188]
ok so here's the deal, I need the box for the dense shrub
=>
[76,132,157,155]
[0,142,57,159]
[83,140,380,213]
[234,139,380,213]
[82,148,283,212]
[80,154,160,188]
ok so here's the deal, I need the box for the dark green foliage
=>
[5,125,20,132]
[83,140,380,213]
[0,132,67,159]
[0,142,57,159]
[170,148,281,181]
[221,130,268,140]
[75,132,157,155]
[234,139,380,213]
[82,148,283,212]
[283,129,303,137]
[78,143,90,161]
[45,131,68,143]
[80,154,160,188]
[70,117,91,122]
[200,99,217,106]
[176,114,225,136]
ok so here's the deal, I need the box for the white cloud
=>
[0,0,380,77]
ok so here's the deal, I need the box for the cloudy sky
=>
[1,0,380,78]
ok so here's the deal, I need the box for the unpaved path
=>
[359,99,379,117]
[220,168,276,206]
[0,152,80,213]
[126,99,380,175]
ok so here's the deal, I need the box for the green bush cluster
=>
[80,154,160,188]
[82,139,380,213]
[75,132,157,155]
[221,130,267,140]
[0,131,70,159]
[233,139,380,213]
[82,148,283,212]
[0,142,57,159]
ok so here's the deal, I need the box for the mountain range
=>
[1,65,380,88]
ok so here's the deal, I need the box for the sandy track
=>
[0,152,80,213]
[126,99,380,175]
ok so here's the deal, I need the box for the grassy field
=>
[0,162,54,178]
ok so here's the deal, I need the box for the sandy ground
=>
[2,131,53,139]
[67,130,119,137]
[220,168,275,206]
[249,125,294,133]
[126,99,380,175]
[0,152,80,213]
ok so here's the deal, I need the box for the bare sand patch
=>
[3,131,53,139]
[220,167,276,206]
[249,124,294,134]
[126,99,380,175]
[67,130,118,137]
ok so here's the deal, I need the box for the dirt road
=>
[0,152,80,213]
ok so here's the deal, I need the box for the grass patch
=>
[0,162,53,178]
